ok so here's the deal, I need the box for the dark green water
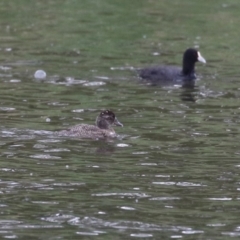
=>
[0,0,240,239]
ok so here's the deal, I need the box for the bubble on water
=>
[34,70,47,79]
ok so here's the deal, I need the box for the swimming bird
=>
[139,48,206,86]
[57,110,123,139]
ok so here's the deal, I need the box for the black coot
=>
[139,48,206,86]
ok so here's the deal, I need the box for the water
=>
[0,0,240,239]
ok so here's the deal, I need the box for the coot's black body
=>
[139,48,206,86]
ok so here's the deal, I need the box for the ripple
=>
[1,130,15,135]
[9,79,21,83]
[76,232,99,236]
[72,109,84,113]
[176,182,204,187]
[0,66,11,70]
[208,197,232,201]
[42,214,74,224]
[182,230,204,234]
[31,201,59,205]
[33,144,47,149]
[155,175,171,178]
[95,76,110,80]
[0,224,62,229]
[48,77,87,86]
[117,143,129,147]
[132,152,148,155]
[222,232,240,237]
[0,107,15,111]
[152,182,205,187]
[207,223,226,227]
[0,220,22,224]
[92,193,150,198]
[48,102,68,106]
[65,77,86,84]
[53,182,85,187]
[152,181,175,186]
[83,81,106,86]
[149,197,180,201]
[38,139,63,143]
[119,206,135,211]
[66,216,199,234]
[110,66,135,70]
[30,154,61,160]
[44,148,70,153]
[140,163,157,166]
[130,233,153,238]
[3,234,17,238]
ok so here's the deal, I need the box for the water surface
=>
[0,0,240,239]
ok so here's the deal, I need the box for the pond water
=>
[0,0,240,239]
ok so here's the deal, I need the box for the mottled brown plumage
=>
[57,110,123,139]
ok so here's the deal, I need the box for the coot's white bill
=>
[197,52,206,64]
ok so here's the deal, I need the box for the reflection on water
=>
[0,0,240,239]
[180,86,197,102]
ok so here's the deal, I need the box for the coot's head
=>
[183,48,206,64]
[182,48,206,75]
[96,110,123,129]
